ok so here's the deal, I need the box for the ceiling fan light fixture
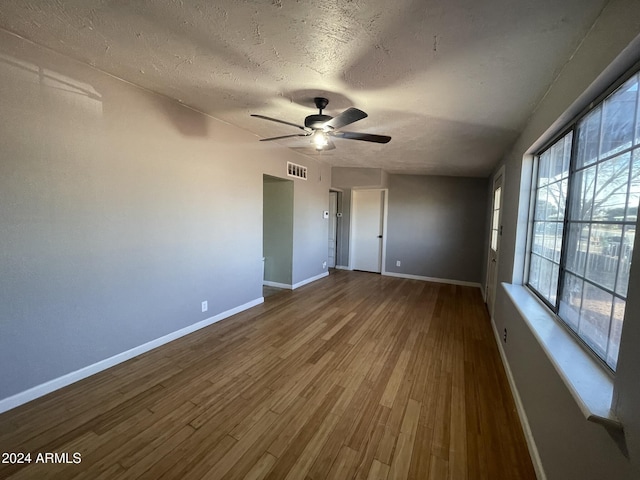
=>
[312,130,329,150]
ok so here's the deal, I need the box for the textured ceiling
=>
[0,0,609,176]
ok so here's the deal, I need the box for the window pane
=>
[549,263,559,304]
[535,187,549,220]
[559,273,583,330]
[600,224,624,259]
[538,257,552,299]
[585,224,620,291]
[538,150,551,187]
[541,222,554,259]
[628,149,640,221]
[562,132,573,177]
[576,107,601,168]
[578,283,613,358]
[570,165,596,221]
[532,222,544,255]
[600,75,637,158]
[616,225,635,297]
[529,256,551,300]
[547,179,567,219]
[592,153,631,221]
[533,222,562,261]
[607,298,625,370]
[552,222,563,263]
[538,184,566,221]
[529,254,541,291]
[565,223,588,276]
[549,140,567,180]
[532,257,557,301]
[636,74,640,144]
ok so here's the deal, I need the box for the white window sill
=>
[502,283,622,430]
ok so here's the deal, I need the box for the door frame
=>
[348,188,389,273]
[485,165,505,318]
[262,174,294,288]
[328,190,339,268]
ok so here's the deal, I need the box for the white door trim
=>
[328,191,338,268]
[485,165,505,318]
[380,189,389,275]
[349,188,388,273]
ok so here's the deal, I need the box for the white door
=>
[328,191,338,268]
[486,170,504,317]
[352,189,384,273]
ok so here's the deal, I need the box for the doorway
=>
[263,175,294,289]
[351,189,385,273]
[328,191,338,268]
[485,167,504,318]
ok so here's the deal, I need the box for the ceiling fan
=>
[251,97,391,151]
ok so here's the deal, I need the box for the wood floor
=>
[0,271,536,480]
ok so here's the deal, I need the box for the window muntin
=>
[528,73,640,371]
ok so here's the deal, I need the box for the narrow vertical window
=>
[491,186,502,252]
[529,132,571,305]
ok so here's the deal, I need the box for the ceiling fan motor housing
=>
[305,114,333,129]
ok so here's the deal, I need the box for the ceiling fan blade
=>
[323,107,368,130]
[259,133,310,141]
[251,114,307,131]
[330,131,392,143]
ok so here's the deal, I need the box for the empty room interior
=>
[2,1,640,479]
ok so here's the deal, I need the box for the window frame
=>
[526,66,640,374]
[528,129,574,312]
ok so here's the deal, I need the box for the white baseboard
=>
[490,318,547,480]
[263,281,292,289]
[292,271,329,289]
[382,271,482,289]
[0,297,265,415]
[335,265,350,270]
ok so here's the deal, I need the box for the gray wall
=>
[0,29,331,402]
[385,174,488,283]
[490,0,640,477]
[495,294,634,479]
[330,169,488,283]
[332,167,388,189]
[263,176,293,285]
[291,164,330,285]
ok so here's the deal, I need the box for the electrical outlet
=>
[322,261,327,269]
[202,301,208,313]
[396,260,401,267]
[503,328,507,343]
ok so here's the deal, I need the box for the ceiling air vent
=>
[287,161,307,180]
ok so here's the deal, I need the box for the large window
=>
[528,72,640,371]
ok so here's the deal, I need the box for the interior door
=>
[352,189,384,273]
[486,172,503,317]
[328,191,338,268]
